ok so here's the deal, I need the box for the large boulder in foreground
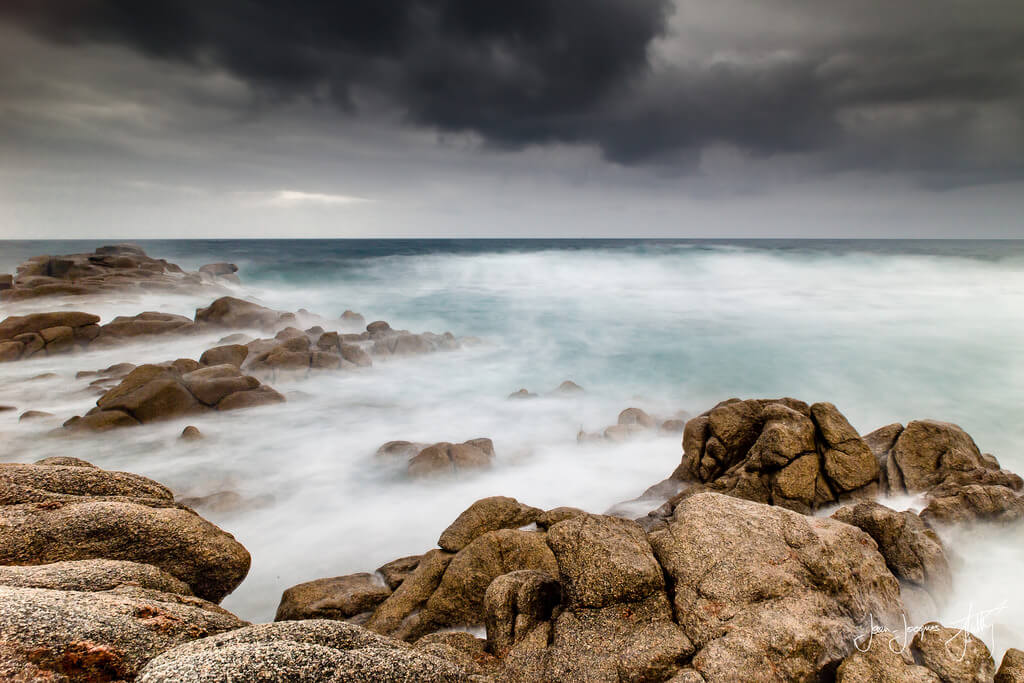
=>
[0,460,250,603]
[648,492,903,681]
[0,584,246,682]
[65,362,284,430]
[137,620,469,682]
[502,514,694,682]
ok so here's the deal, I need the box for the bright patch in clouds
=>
[263,190,371,208]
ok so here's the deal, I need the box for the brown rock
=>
[96,312,195,343]
[0,461,250,603]
[836,630,941,682]
[408,439,495,478]
[438,496,543,552]
[276,573,392,622]
[831,502,951,594]
[547,514,665,608]
[100,376,201,424]
[420,530,558,635]
[0,340,23,361]
[648,492,903,681]
[65,409,141,432]
[0,312,100,340]
[484,570,562,656]
[365,549,454,637]
[199,344,248,367]
[376,555,422,591]
[216,385,286,411]
[0,584,245,682]
[892,420,987,493]
[996,648,1024,683]
[136,620,469,683]
[181,365,260,406]
[555,380,584,393]
[508,389,537,399]
[194,296,288,330]
[19,410,55,421]
[375,441,425,460]
[911,623,995,682]
[921,484,1024,524]
[536,507,586,529]
[40,325,75,353]
[340,343,372,367]
[811,402,879,492]
[180,426,203,441]
[198,263,238,277]
[0,559,193,596]
[618,407,657,429]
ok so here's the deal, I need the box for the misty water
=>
[1,239,1022,658]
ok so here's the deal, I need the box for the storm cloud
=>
[2,0,1022,180]
[0,1,1022,238]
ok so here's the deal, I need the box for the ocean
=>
[1,238,1022,654]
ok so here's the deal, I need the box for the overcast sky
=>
[1,0,1022,238]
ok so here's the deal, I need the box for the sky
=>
[0,0,1022,238]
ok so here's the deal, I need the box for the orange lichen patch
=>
[16,640,128,682]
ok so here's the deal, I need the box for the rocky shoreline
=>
[2,245,1023,681]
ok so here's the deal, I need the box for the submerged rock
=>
[407,438,496,478]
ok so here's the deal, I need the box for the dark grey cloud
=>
[0,0,1022,189]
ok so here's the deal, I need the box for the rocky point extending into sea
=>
[1,245,1023,681]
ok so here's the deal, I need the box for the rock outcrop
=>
[1,244,227,302]
[0,583,246,681]
[0,459,251,602]
[64,362,284,431]
[0,460,256,680]
[0,312,100,361]
[868,419,1024,524]
[642,398,1024,528]
[276,489,954,681]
